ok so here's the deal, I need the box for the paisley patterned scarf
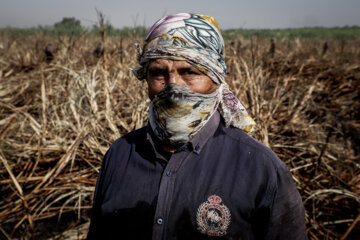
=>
[133,13,256,144]
[149,84,220,146]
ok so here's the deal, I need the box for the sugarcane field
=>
[1,17,360,240]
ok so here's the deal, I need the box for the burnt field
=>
[0,34,359,239]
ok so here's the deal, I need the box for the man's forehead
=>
[148,59,195,69]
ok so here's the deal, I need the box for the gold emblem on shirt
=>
[196,195,231,236]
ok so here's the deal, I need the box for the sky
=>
[0,0,359,29]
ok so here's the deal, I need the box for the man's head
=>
[132,13,255,146]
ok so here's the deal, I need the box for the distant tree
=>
[54,17,81,28]
[54,17,83,35]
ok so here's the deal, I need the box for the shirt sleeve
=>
[263,163,308,240]
[86,151,109,240]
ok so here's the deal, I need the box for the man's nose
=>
[168,72,184,87]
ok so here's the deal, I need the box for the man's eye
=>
[184,70,199,75]
[149,69,165,78]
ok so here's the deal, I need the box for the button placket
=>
[152,150,193,240]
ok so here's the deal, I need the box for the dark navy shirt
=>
[87,112,307,240]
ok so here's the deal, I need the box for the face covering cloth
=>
[132,13,256,144]
[149,83,220,146]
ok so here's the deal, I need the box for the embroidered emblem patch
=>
[196,195,231,236]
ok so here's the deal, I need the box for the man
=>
[87,13,307,240]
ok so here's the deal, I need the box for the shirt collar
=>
[189,111,220,154]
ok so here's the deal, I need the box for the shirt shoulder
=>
[217,124,287,172]
[109,126,148,151]
[101,126,148,169]
[217,124,300,207]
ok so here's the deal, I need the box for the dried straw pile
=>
[0,34,359,239]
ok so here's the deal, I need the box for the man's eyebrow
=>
[148,65,167,70]
[147,66,168,76]
[178,66,201,72]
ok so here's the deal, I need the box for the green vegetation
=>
[0,17,147,37]
[89,25,147,37]
[0,16,359,39]
[222,26,360,40]
[0,25,148,37]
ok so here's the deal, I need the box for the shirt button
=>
[166,170,172,177]
[195,144,200,151]
[156,217,163,225]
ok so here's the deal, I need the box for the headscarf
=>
[132,13,255,144]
